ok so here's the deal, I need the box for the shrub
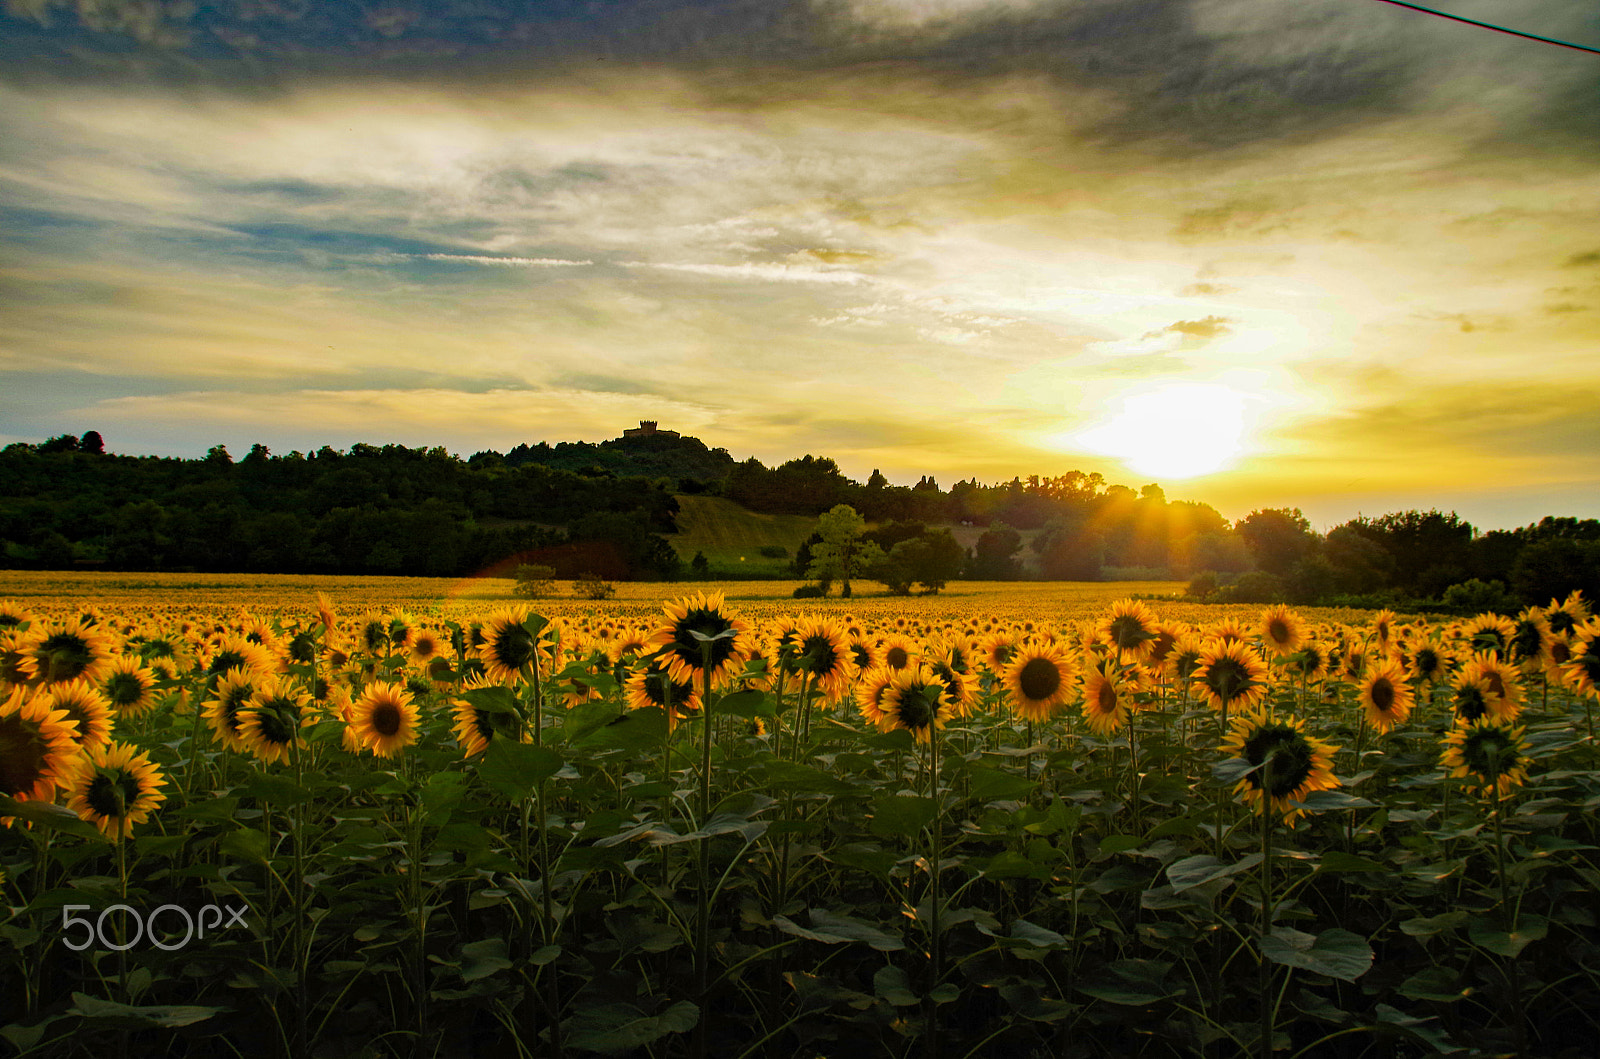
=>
[573,572,617,600]
[758,544,787,559]
[792,584,826,598]
[1186,571,1218,599]
[513,563,557,598]
[1441,578,1517,616]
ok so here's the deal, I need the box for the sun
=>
[1074,383,1250,479]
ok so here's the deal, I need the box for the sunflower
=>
[387,612,419,655]
[409,627,447,667]
[1407,635,1449,685]
[1167,633,1209,685]
[236,675,315,766]
[0,602,35,630]
[789,618,858,703]
[1097,599,1161,663]
[314,592,339,636]
[28,620,117,686]
[99,655,159,718]
[1448,672,1500,725]
[348,681,420,759]
[1368,610,1398,652]
[1460,651,1524,720]
[877,665,955,743]
[356,613,391,657]
[1460,613,1515,660]
[1259,605,1307,658]
[1206,617,1251,648]
[0,630,40,689]
[608,628,653,667]
[1004,642,1077,724]
[1143,623,1183,676]
[200,634,276,687]
[1081,659,1136,737]
[855,666,897,730]
[1221,711,1340,826]
[978,631,1017,675]
[478,607,561,684]
[1191,640,1270,714]
[1541,633,1573,687]
[877,634,918,672]
[64,741,168,842]
[203,668,257,751]
[1562,621,1600,698]
[0,686,80,815]
[1283,640,1331,685]
[846,634,880,674]
[648,592,752,690]
[42,680,114,754]
[449,675,528,757]
[1507,609,1549,669]
[1543,592,1590,638]
[624,659,703,732]
[1441,718,1533,798]
[1358,658,1414,733]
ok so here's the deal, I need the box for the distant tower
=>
[622,420,678,438]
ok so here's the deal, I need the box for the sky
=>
[2,0,1599,531]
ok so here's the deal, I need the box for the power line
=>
[1371,0,1600,56]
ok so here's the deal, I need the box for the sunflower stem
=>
[695,638,716,1059]
[925,701,944,1059]
[1259,754,1275,1059]
[290,729,307,1058]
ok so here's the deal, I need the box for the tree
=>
[79,431,105,455]
[690,551,710,578]
[969,521,1022,579]
[881,530,964,594]
[1236,508,1316,577]
[38,434,79,454]
[806,504,885,599]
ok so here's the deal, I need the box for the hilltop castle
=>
[622,420,680,439]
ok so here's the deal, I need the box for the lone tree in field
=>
[806,504,884,599]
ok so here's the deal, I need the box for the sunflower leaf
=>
[477,741,563,801]
[716,690,774,719]
[1260,927,1373,981]
[1467,915,1547,958]
[0,796,108,843]
[69,994,228,1029]
[564,1000,698,1056]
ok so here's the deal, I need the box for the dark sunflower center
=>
[1454,685,1487,722]
[1018,657,1061,701]
[673,610,738,668]
[1174,652,1201,680]
[1148,632,1176,663]
[884,646,909,670]
[371,702,403,737]
[1268,620,1290,644]
[0,718,46,796]
[1416,648,1439,674]
[105,672,145,706]
[1242,726,1314,797]
[1485,671,1506,697]
[492,626,537,670]
[1510,623,1542,660]
[1205,657,1252,700]
[38,633,92,682]
[208,651,246,678]
[1107,615,1152,650]
[1463,728,1515,777]
[850,644,873,668]
[643,667,694,709]
[1096,678,1118,713]
[253,704,296,744]
[1548,611,1576,635]
[1369,678,1395,712]
[800,635,839,676]
[1550,642,1570,665]
[86,770,139,818]
[1576,650,1600,682]
[289,632,317,663]
[896,687,935,730]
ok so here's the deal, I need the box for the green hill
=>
[667,495,818,576]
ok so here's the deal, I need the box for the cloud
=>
[420,254,593,267]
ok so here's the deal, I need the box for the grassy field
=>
[664,494,818,576]
[0,570,1395,628]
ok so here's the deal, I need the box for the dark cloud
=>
[1564,250,1600,267]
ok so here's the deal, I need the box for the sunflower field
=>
[2,586,1599,1058]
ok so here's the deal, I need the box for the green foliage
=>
[511,563,556,598]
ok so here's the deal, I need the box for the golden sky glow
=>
[2,0,1599,528]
